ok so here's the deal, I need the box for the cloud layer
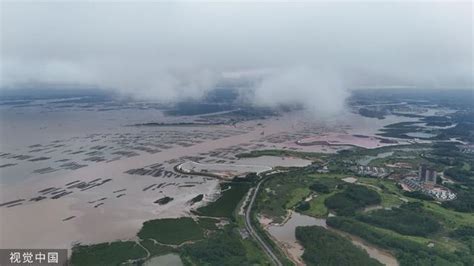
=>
[1,1,472,115]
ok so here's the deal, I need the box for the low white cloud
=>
[0,1,472,115]
[253,67,348,115]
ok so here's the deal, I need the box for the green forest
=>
[296,226,381,266]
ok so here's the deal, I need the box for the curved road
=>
[244,177,283,266]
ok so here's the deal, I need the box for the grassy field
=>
[379,192,404,207]
[257,171,347,221]
[462,162,471,171]
[424,201,474,229]
[137,217,204,245]
[240,238,272,265]
[139,239,175,256]
[196,182,250,219]
[303,192,335,217]
[256,171,311,222]
[285,187,310,208]
[71,241,147,266]
[356,179,404,208]
[197,217,219,230]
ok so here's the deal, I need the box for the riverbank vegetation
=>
[195,182,251,219]
[137,217,204,245]
[71,241,147,266]
[296,226,382,266]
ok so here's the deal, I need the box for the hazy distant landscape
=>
[1,1,473,266]
[1,87,473,266]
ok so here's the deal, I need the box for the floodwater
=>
[0,109,320,250]
[296,133,391,149]
[238,156,312,168]
[266,211,398,266]
[144,254,183,266]
[405,132,437,139]
[267,211,326,265]
[179,161,272,179]
[179,156,311,179]
[0,106,418,251]
[340,230,399,266]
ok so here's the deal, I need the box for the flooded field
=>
[238,156,312,168]
[144,254,183,266]
[0,105,419,250]
[178,161,272,179]
[405,132,437,139]
[178,156,311,179]
[296,133,395,149]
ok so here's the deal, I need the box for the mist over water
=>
[1,2,472,116]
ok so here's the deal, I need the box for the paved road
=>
[244,177,283,266]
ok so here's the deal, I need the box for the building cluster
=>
[427,187,456,201]
[459,144,474,154]
[353,165,389,178]
[401,164,456,201]
[418,165,437,186]
[316,165,330,173]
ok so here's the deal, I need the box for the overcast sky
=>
[1,1,472,114]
